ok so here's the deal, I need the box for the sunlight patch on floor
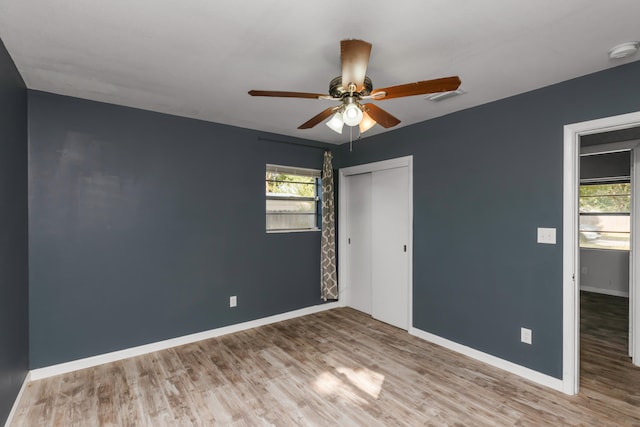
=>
[312,366,385,405]
[335,367,384,399]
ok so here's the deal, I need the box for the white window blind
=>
[266,164,321,232]
[266,164,321,178]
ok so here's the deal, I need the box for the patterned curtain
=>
[321,151,338,300]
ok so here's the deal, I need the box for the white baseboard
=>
[409,327,565,393]
[580,286,629,298]
[4,371,31,427]
[30,301,340,381]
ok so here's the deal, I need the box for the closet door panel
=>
[346,173,373,314]
[371,167,409,329]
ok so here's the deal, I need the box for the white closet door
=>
[346,173,373,314]
[371,167,410,329]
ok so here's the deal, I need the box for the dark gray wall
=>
[0,39,29,424]
[28,91,331,368]
[336,60,640,378]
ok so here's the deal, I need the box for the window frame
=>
[579,178,631,251]
[265,164,322,233]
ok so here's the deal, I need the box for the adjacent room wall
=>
[28,91,332,368]
[579,151,631,297]
[580,249,629,297]
[335,60,640,379]
[0,39,29,424]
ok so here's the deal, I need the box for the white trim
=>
[337,168,350,308]
[580,286,629,298]
[632,147,640,363]
[410,327,564,392]
[4,372,31,427]
[338,156,413,330]
[407,159,414,330]
[30,301,340,381]
[563,110,640,394]
[266,228,321,234]
[340,156,411,176]
[563,122,579,395]
[630,149,636,359]
[265,163,321,178]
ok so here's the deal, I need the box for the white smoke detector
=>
[609,41,639,59]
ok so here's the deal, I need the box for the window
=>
[266,164,321,232]
[579,181,630,250]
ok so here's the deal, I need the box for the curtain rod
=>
[258,137,329,151]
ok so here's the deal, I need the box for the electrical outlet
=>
[229,296,237,307]
[521,327,532,345]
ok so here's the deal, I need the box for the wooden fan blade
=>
[341,39,372,93]
[371,76,461,100]
[248,90,329,99]
[362,103,401,128]
[298,106,339,129]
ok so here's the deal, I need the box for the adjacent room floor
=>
[10,296,640,426]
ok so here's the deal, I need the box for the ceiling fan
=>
[248,39,461,135]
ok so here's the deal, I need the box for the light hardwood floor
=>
[10,297,640,426]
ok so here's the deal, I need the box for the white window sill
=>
[579,247,629,252]
[266,228,321,234]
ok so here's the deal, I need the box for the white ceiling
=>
[1,1,639,144]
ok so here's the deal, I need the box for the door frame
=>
[563,111,640,395]
[338,155,414,330]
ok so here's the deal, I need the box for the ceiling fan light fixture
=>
[343,103,363,126]
[359,112,376,133]
[248,39,461,135]
[326,112,344,134]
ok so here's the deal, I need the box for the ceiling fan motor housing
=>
[329,76,373,98]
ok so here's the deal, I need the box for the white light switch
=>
[537,227,556,244]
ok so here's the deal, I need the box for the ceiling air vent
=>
[426,89,466,102]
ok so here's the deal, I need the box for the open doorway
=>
[563,112,640,396]
[578,144,635,400]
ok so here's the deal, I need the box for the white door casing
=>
[563,111,640,395]
[339,156,414,331]
[630,146,640,359]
